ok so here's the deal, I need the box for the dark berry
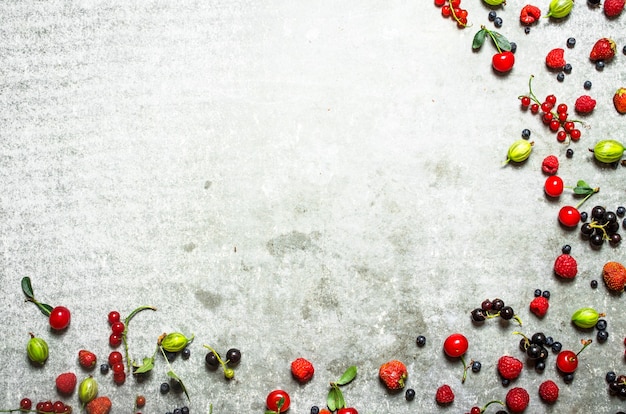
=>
[527,343,542,359]
[597,330,609,341]
[584,80,592,90]
[596,319,607,331]
[588,0,601,4]
[617,206,626,217]
[494,16,503,28]
[181,408,189,414]
[310,407,320,414]
[160,382,170,394]
[591,279,598,288]
[606,371,617,383]
[499,306,514,320]
[623,45,626,55]
[405,388,416,401]
[522,129,531,139]
[544,336,554,346]
[164,351,177,362]
[520,338,530,351]
[491,298,505,311]
[481,299,493,311]
[535,361,546,372]
[226,348,241,365]
[205,351,220,369]
[561,244,571,254]
[566,148,574,158]
[510,42,517,54]
[541,290,550,300]
[416,335,426,347]
[524,26,531,34]
[471,361,482,373]
[590,234,604,247]
[566,37,576,48]
[557,72,565,82]
[532,332,546,345]
[591,206,605,220]
[552,342,562,353]
[534,289,542,297]
[488,10,497,21]
[596,60,605,71]
[173,408,182,414]
[502,378,510,387]
[580,211,588,221]
[563,373,574,383]
[182,347,191,360]
[471,308,486,322]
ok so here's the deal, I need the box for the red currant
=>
[443,333,468,358]
[544,176,564,197]
[111,321,125,335]
[108,311,121,325]
[113,371,126,385]
[542,112,553,124]
[556,350,578,373]
[49,306,71,330]
[492,51,515,73]
[470,407,481,414]
[36,402,45,412]
[109,333,122,347]
[112,362,125,374]
[20,398,32,410]
[557,103,568,114]
[434,0,446,6]
[563,121,575,132]
[530,103,539,114]
[570,129,581,141]
[558,206,581,228]
[457,8,468,18]
[108,351,123,366]
[42,401,54,413]
[520,96,531,107]
[136,395,146,408]
[53,401,66,413]
[441,5,451,16]
[549,119,560,132]
[558,112,568,122]
[556,130,567,142]
[450,0,461,6]
[266,389,290,413]
[545,94,557,105]
[541,102,553,112]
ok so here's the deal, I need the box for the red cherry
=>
[558,206,581,228]
[49,306,71,330]
[544,176,564,197]
[443,333,469,358]
[337,408,359,414]
[266,389,290,413]
[556,350,578,373]
[492,51,515,73]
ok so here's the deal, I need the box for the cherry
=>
[444,333,469,357]
[544,176,564,197]
[337,408,359,414]
[49,306,71,330]
[558,206,581,228]
[266,389,290,413]
[556,350,578,373]
[492,51,515,73]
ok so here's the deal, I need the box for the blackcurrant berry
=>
[588,0,601,4]
[405,388,416,401]
[173,408,182,414]
[597,330,609,342]
[532,332,546,345]
[566,37,576,48]
[566,148,574,158]
[416,335,426,347]
[563,373,574,383]
[501,378,510,387]
[499,306,514,320]
[524,26,531,34]
[590,234,604,247]
[606,371,617,383]
[535,361,546,372]
[182,347,191,360]
[591,279,598,288]
[510,42,517,54]
[226,348,241,365]
[596,319,607,330]
[609,233,622,245]
[491,298,505,311]
[160,382,170,394]
[471,308,486,322]
[551,342,562,353]
[617,206,626,217]
[205,352,220,369]
[471,361,482,373]
[181,407,189,414]
[527,344,542,359]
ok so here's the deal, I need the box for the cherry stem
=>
[481,26,502,53]
[577,339,593,356]
[461,355,468,383]
[575,188,599,209]
[482,400,505,410]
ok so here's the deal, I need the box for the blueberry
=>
[173,409,182,414]
[588,0,601,4]
[471,361,482,373]
[164,350,177,362]
[563,63,572,73]
[181,408,189,414]
[541,290,550,299]
[551,342,562,353]
[182,347,191,360]
[616,206,626,217]
[597,330,609,342]
[567,37,576,48]
[535,361,545,372]
[534,288,542,297]
[405,388,416,401]
[557,72,565,82]
[596,60,605,71]
[544,336,554,346]
[591,279,598,288]
[510,42,517,54]
[580,211,588,222]
[494,17,503,28]
[100,363,110,375]
[566,148,574,158]
[623,45,626,55]
[488,10,497,21]
[524,26,531,34]
[584,80,592,90]
[310,406,320,414]
[522,129,531,139]
[561,244,571,254]
[563,373,574,383]
[160,382,170,394]
[596,319,608,330]
[501,378,510,387]
[416,335,426,347]
[606,371,617,382]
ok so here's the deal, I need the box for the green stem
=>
[461,355,468,383]
[122,306,157,372]
[575,188,599,209]
[577,339,593,356]
[483,27,502,53]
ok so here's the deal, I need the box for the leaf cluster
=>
[327,366,357,412]
[472,27,511,53]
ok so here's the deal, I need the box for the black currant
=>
[535,361,546,372]
[205,351,220,369]
[596,319,607,330]
[405,388,416,401]
[471,308,486,322]
[527,344,542,359]
[592,206,606,220]
[226,348,242,365]
[597,330,609,342]
[606,371,617,383]
[182,347,191,360]
[416,335,426,347]
[181,407,189,414]
[160,382,170,394]
[531,332,546,345]
[563,373,574,383]
[566,37,576,48]
[590,234,604,247]
[566,148,574,158]
[499,306,514,320]
[491,298,505,311]
[617,206,626,217]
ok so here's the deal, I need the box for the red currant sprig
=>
[434,0,469,28]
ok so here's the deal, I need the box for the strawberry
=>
[378,360,408,390]
[78,350,97,369]
[55,372,77,395]
[613,87,626,114]
[435,384,454,405]
[506,387,530,413]
[538,379,559,404]
[574,95,596,114]
[497,355,523,380]
[529,296,549,318]
[604,0,625,17]
[541,155,559,175]
[589,38,616,61]
[85,396,112,414]
[545,48,566,70]
[554,254,577,279]
[602,261,626,292]
[290,358,314,383]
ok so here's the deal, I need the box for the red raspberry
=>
[55,372,77,395]
[554,254,577,279]
[529,296,549,318]
[604,0,625,17]
[545,48,566,70]
[290,358,315,383]
[435,384,454,405]
[541,155,559,175]
[538,379,559,404]
[506,387,530,413]
[574,95,596,114]
[497,355,523,380]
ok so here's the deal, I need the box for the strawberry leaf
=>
[472,28,487,50]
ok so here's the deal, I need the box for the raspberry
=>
[497,356,523,380]
[604,0,625,17]
[545,48,566,70]
[435,384,454,405]
[574,95,596,114]
[541,155,559,175]
[506,387,530,413]
[554,254,577,279]
[529,296,549,318]
[538,379,559,404]
[602,261,626,291]
[290,358,315,383]
[55,372,77,395]
[85,396,112,414]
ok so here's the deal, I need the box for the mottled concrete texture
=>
[1,1,625,413]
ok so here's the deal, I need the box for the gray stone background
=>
[1,0,625,413]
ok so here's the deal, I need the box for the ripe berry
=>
[111,321,125,335]
[566,148,574,158]
[226,348,242,365]
[107,311,121,325]
[108,351,123,366]
[49,306,71,330]
[160,382,170,394]
[521,128,531,139]
[545,176,564,197]
[488,10,497,21]
[20,398,32,410]
[520,96,531,107]
[109,333,122,347]
[492,51,515,73]
[567,37,576,48]
[443,333,468,358]
[558,206,581,227]
[556,350,578,373]
[416,335,427,347]
[266,390,290,413]
[405,388,416,401]
[136,396,146,408]
[584,80,592,89]
[100,363,110,374]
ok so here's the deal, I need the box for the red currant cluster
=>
[20,398,72,413]
[519,76,583,144]
[108,310,125,347]
[434,0,469,28]
[107,350,126,385]
[106,310,127,384]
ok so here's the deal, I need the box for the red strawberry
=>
[79,350,97,369]
[435,384,454,405]
[497,355,523,380]
[55,372,77,395]
[554,254,577,279]
[506,387,530,413]
[290,358,314,383]
[602,261,626,292]
[574,95,596,114]
[85,396,112,414]
[604,0,625,17]
[545,48,566,70]
[379,360,408,390]
[613,88,626,114]
[541,155,559,175]
[529,296,549,318]
[538,379,559,404]
[589,38,616,61]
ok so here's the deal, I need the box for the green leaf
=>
[337,365,357,385]
[21,277,35,299]
[491,31,511,51]
[38,302,53,316]
[472,29,487,50]
[573,186,593,195]
[166,371,190,400]
[327,388,338,412]
[132,357,154,374]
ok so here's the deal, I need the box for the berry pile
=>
[606,371,626,398]
[18,398,73,414]
[164,406,190,414]
[470,298,521,325]
[580,205,624,247]
[516,331,561,373]
[434,0,469,28]
[519,75,584,144]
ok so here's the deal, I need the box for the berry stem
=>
[461,355,468,383]
[449,1,468,27]
[122,305,157,373]
[577,339,592,356]
[159,345,190,400]
[481,26,502,53]
[203,344,235,379]
[574,188,599,209]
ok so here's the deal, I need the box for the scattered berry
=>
[405,388,416,401]
[379,360,408,390]
[602,261,626,291]
[291,358,315,383]
[566,37,576,48]
[530,296,549,318]
[538,379,559,404]
[574,95,596,114]
[554,253,577,279]
[49,306,71,330]
[266,389,290,413]
[416,335,426,347]
[79,350,97,369]
[613,87,626,114]
[590,38,617,61]
[584,80,592,90]
[498,356,523,381]
[604,0,625,17]
[546,48,566,70]
[85,396,112,414]
[435,384,454,405]
[541,155,559,175]
[505,387,530,413]
[55,372,77,395]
